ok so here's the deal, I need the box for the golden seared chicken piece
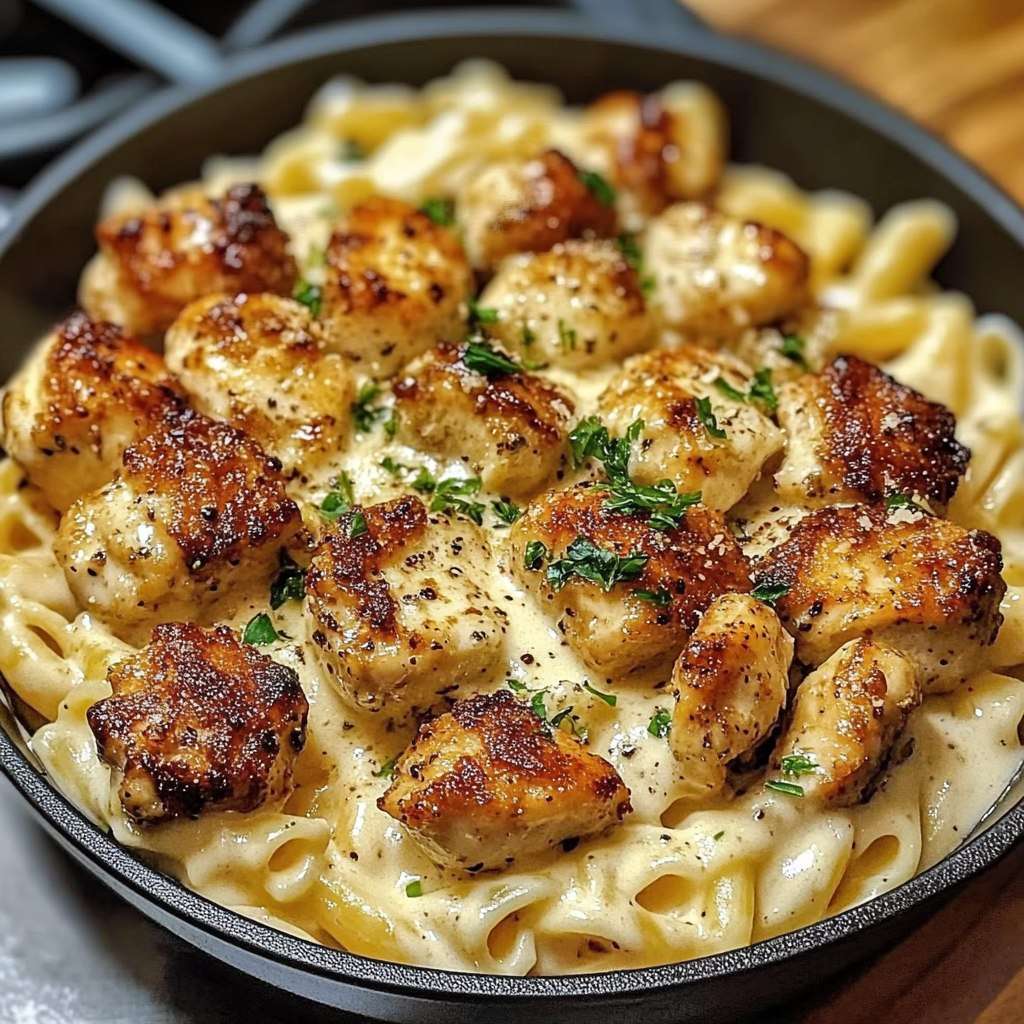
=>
[671,593,793,795]
[644,203,809,336]
[164,293,352,478]
[457,148,617,274]
[480,239,652,370]
[392,341,574,499]
[581,85,726,218]
[0,312,185,511]
[55,411,302,641]
[754,503,1005,692]
[319,196,471,377]
[596,346,784,512]
[377,689,631,871]
[768,639,920,806]
[774,355,969,509]
[88,622,308,824]
[509,484,751,680]
[80,183,297,337]
[305,496,504,720]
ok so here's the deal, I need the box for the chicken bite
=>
[456,148,617,274]
[581,84,726,220]
[596,345,784,512]
[392,341,574,499]
[80,183,297,338]
[319,196,472,377]
[480,239,653,370]
[754,503,1005,692]
[165,292,352,478]
[509,484,752,680]
[774,355,969,509]
[671,593,793,795]
[88,622,308,824]
[768,639,920,806]
[644,203,809,337]
[54,410,302,641]
[305,496,505,719]
[727,306,841,385]
[0,312,185,511]
[377,689,631,871]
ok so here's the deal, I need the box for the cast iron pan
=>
[2,6,1024,1022]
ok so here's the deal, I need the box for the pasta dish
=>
[1,62,1023,976]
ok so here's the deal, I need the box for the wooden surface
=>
[687,0,1024,204]
[682,2,1024,1021]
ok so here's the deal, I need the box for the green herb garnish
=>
[293,280,322,317]
[373,756,397,780]
[578,168,617,207]
[491,499,522,526]
[713,377,747,402]
[347,509,368,539]
[420,196,455,226]
[714,369,778,413]
[351,381,387,433]
[633,587,672,607]
[243,612,279,646]
[765,779,804,798]
[781,333,808,369]
[529,689,549,721]
[319,471,356,522]
[506,678,529,694]
[523,540,547,571]
[430,476,484,524]
[696,396,726,439]
[557,318,577,352]
[713,830,725,841]
[885,493,926,513]
[380,456,410,477]
[383,411,398,439]
[405,879,423,898]
[340,139,365,161]
[468,299,500,325]
[750,581,790,607]
[779,753,818,778]
[269,552,305,609]
[582,681,616,707]
[546,537,648,592]
[411,467,437,493]
[648,707,671,739]
[463,339,521,378]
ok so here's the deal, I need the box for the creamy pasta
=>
[1,61,1023,977]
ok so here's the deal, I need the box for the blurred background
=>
[1,2,1023,1023]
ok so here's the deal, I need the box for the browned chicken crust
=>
[1,311,185,510]
[377,689,631,870]
[88,184,297,336]
[776,355,969,507]
[754,503,1005,690]
[121,409,301,574]
[88,622,308,823]
[510,484,752,678]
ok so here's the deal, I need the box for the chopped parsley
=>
[696,396,726,439]
[550,706,587,741]
[582,681,616,707]
[520,324,536,348]
[765,779,804,798]
[647,707,672,739]
[405,879,423,898]
[633,587,672,607]
[429,475,485,524]
[339,139,365,161]
[351,381,387,433]
[305,245,326,269]
[577,168,617,207]
[373,756,397,780]
[616,232,654,295]
[523,540,547,571]
[243,612,279,646]
[468,299,500,325]
[383,411,398,439]
[713,377,747,402]
[347,509,368,539]
[319,471,356,522]
[716,369,778,413]
[557,318,577,352]
[781,333,808,368]
[269,552,305,609]
[463,339,521,378]
[569,415,610,469]
[750,581,790,607]
[380,456,411,477]
[886,493,926,513]
[546,536,647,592]
[529,689,549,721]
[293,280,322,317]
[491,499,522,526]
[419,196,455,226]
[779,753,818,778]
[506,678,529,694]
[713,830,725,841]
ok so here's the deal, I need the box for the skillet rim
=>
[1,5,1024,1004]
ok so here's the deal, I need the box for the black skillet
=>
[2,5,1024,1022]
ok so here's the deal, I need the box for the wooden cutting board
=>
[682,2,1024,1020]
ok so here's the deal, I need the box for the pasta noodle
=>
[1,60,1023,978]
